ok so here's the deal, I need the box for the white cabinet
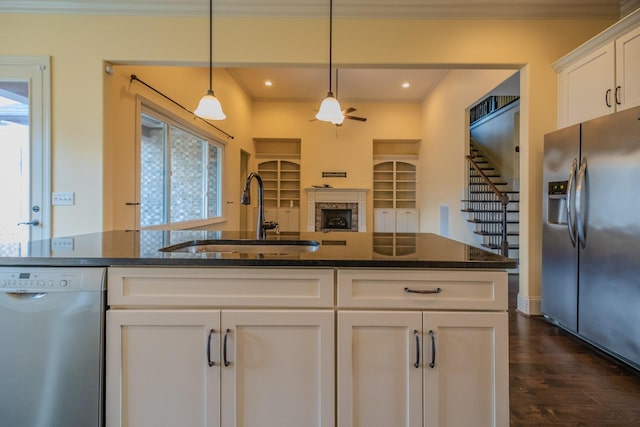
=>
[336,269,509,427]
[106,310,220,427]
[106,268,335,427]
[264,207,299,232]
[374,208,396,232]
[395,208,419,232]
[555,10,640,127]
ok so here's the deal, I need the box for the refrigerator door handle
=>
[575,156,588,249]
[566,158,578,247]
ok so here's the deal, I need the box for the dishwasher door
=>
[0,268,106,427]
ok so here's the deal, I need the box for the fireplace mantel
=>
[305,188,368,232]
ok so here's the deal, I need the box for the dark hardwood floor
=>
[508,274,640,426]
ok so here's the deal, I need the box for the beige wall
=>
[0,12,615,313]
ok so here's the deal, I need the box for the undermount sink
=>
[159,239,320,255]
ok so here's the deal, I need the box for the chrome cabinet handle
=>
[404,287,441,294]
[575,157,588,249]
[429,330,436,369]
[605,89,612,107]
[566,158,578,247]
[413,330,420,368]
[207,329,216,367]
[223,328,231,367]
[615,86,621,105]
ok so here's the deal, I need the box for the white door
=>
[105,309,221,427]
[616,25,640,111]
[337,311,423,427]
[0,57,50,249]
[423,311,509,427]
[221,310,335,427]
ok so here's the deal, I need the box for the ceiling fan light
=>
[194,89,226,120]
[316,93,344,123]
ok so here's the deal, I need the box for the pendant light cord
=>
[328,0,333,94]
[208,0,213,91]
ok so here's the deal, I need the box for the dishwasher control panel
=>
[0,268,105,292]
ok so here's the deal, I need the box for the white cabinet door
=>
[423,311,509,427]
[558,41,615,127]
[396,209,419,232]
[374,208,396,232]
[277,208,299,232]
[616,25,640,111]
[106,309,221,427]
[337,311,423,427]
[221,310,334,427]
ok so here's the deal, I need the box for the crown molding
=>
[0,1,628,19]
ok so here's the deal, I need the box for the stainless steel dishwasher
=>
[0,267,106,427]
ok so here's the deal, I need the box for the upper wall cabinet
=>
[554,9,640,127]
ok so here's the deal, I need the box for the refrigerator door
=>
[579,106,640,367]
[542,124,580,332]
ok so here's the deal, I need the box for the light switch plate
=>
[52,192,75,206]
[51,237,74,250]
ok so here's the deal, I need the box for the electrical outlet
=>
[52,192,75,206]
[51,237,74,250]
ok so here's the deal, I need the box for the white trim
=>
[0,56,51,242]
[517,292,542,316]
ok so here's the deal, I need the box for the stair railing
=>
[466,155,510,257]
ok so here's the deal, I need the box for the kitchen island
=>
[1,230,515,427]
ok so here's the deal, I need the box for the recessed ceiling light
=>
[402,82,411,89]
[264,80,273,87]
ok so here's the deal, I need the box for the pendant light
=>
[194,0,226,120]
[315,0,344,125]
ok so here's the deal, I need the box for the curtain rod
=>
[129,74,234,140]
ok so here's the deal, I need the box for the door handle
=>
[17,220,40,226]
[413,330,420,368]
[428,330,436,369]
[605,89,612,108]
[575,157,588,249]
[223,328,231,367]
[207,329,216,367]
[566,158,578,247]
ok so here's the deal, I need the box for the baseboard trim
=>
[517,293,542,316]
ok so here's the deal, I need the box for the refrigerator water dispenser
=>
[547,181,568,225]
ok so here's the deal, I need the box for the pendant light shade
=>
[195,0,226,121]
[316,92,343,124]
[316,0,344,124]
[195,89,226,120]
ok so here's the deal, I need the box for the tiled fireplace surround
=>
[305,188,367,232]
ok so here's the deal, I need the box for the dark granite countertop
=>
[0,230,517,269]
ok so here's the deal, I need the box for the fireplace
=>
[316,204,358,231]
[305,188,368,232]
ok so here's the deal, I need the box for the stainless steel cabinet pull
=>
[605,89,612,107]
[404,287,442,294]
[223,328,231,367]
[413,330,420,368]
[429,330,436,368]
[207,329,216,367]
[615,86,621,105]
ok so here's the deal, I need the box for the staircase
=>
[462,140,519,263]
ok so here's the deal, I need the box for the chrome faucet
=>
[240,172,279,239]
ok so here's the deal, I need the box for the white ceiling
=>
[5,0,637,102]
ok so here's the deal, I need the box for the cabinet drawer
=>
[337,269,507,310]
[108,267,334,308]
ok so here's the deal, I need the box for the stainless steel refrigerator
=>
[543,106,640,369]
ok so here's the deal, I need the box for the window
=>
[139,108,223,228]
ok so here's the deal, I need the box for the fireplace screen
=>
[321,209,352,230]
